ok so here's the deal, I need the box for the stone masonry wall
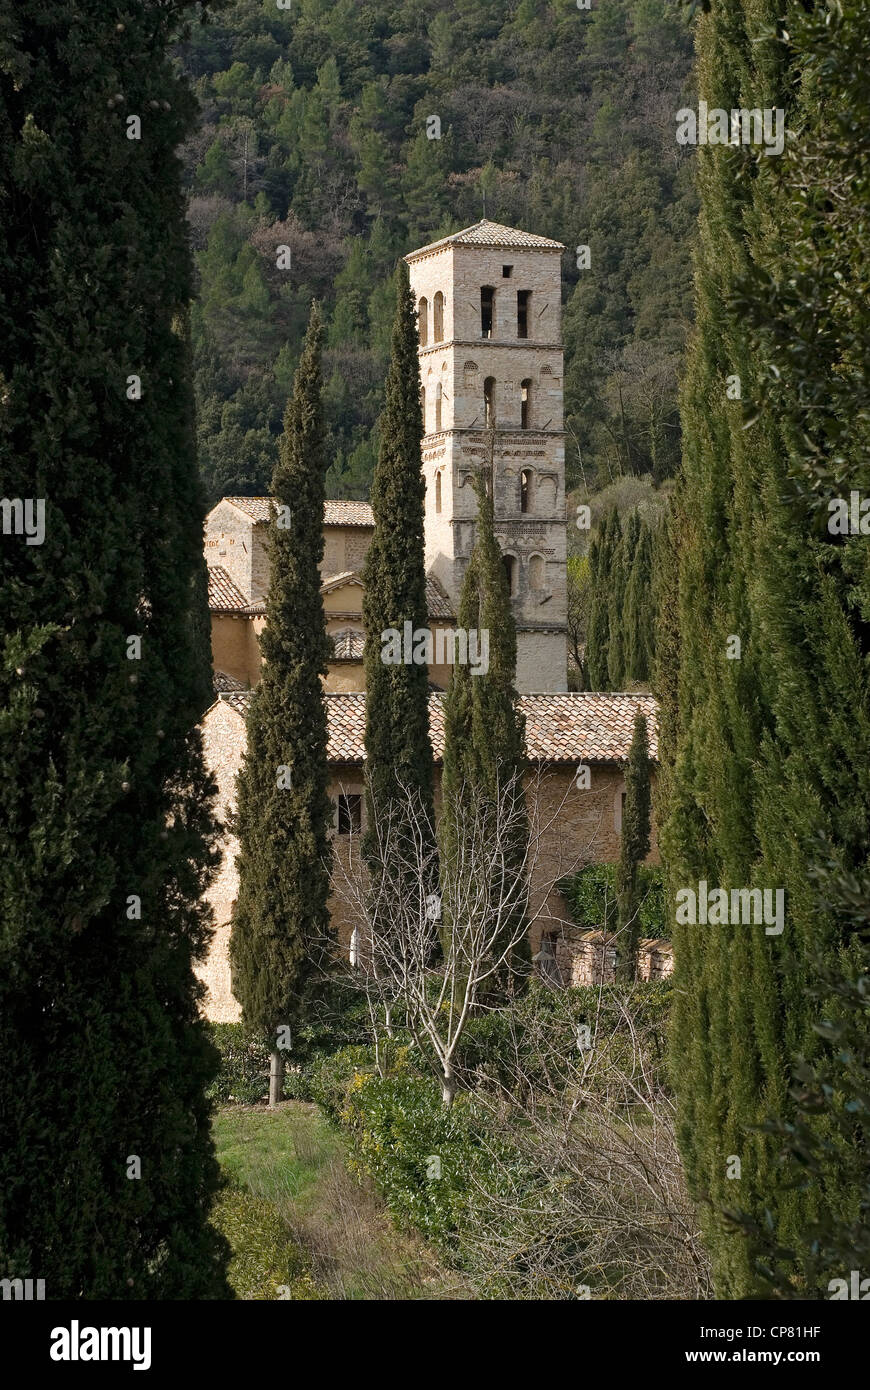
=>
[197,702,666,1022]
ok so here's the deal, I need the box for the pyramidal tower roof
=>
[404,219,565,261]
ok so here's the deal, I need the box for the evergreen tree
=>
[0,1,229,1297]
[230,304,333,1105]
[440,435,530,997]
[624,517,654,685]
[608,509,635,688]
[615,710,651,981]
[362,269,436,908]
[586,508,621,690]
[663,0,870,1296]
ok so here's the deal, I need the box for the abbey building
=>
[197,222,668,1020]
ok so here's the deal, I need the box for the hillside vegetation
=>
[175,0,696,501]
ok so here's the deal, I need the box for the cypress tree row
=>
[614,710,652,982]
[0,2,229,1296]
[362,269,436,898]
[440,438,530,996]
[662,0,870,1296]
[231,304,333,1106]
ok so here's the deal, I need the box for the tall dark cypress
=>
[0,2,229,1296]
[615,710,651,981]
[440,441,530,997]
[664,0,870,1296]
[231,304,333,1104]
[607,509,635,689]
[362,269,435,891]
[586,508,621,690]
[624,517,654,685]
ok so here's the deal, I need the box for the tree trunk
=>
[441,1064,456,1108]
[269,1050,284,1107]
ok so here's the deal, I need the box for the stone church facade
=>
[196,221,670,1021]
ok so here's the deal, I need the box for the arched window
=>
[433,291,444,342]
[520,469,531,514]
[520,379,532,429]
[502,554,516,596]
[483,376,496,427]
[529,554,545,590]
[480,286,494,339]
[538,933,563,988]
[418,297,428,346]
[435,472,442,514]
[435,381,442,431]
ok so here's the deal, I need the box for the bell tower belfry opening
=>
[405,220,568,693]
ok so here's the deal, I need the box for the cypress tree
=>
[586,508,621,690]
[664,0,870,1296]
[624,518,654,685]
[440,436,530,1000]
[0,2,229,1296]
[362,269,436,899]
[230,304,333,1106]
[608,509,635,689]
[615,711,651,982]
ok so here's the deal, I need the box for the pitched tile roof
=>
[207,565,249,612]
[213,670,246,693]
[321,571,364,595]
[330,629,366,661]
[217,691,658,765]
[221,497,374,528]
[218,569,454,624]
[406,220,565,260]
[426,575,454,620]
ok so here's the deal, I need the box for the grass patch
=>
[212,1102,468,1301]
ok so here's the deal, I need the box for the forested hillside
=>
[175,0,697,502]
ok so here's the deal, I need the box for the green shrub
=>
[560,863,665,939]
[206,1023,271,1104]
[340,1071,502,1252]
[210,1179,321,1300]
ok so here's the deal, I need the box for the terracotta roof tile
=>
[222,497,374,528]
[406,220,565,259]
[230,571,452,623]
[207,566,248,612]
[213,670,246,693]
[330,629,366,661]
[217,691,658,765]
[321,571,364,594]
[426,575,454,619]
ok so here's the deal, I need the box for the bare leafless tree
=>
[456,987,713,1300]
[330,769,601,1106]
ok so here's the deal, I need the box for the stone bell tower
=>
[405,220,568,693]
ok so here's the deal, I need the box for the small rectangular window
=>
[337,793,362,835]
[502,265,513,278]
